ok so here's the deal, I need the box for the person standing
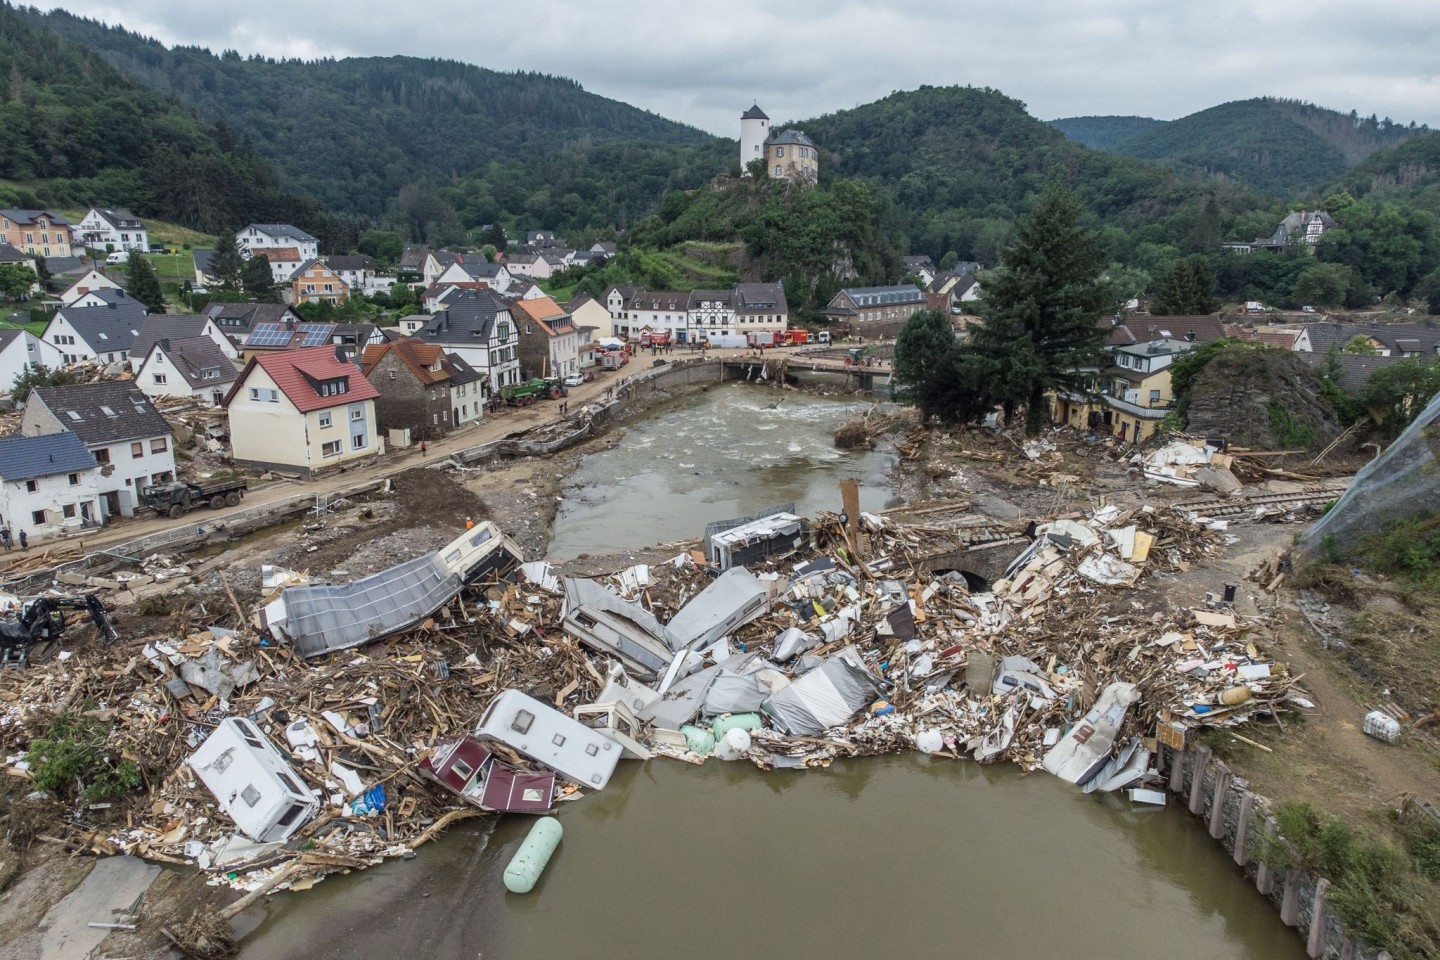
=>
[18,530,27,550]
[421,441,427,457]
[0,528,10,551]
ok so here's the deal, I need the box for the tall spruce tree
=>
[124,251,166,313]
[1150,255,1217,315]
[209,231,246,292]
[893,309,956,409]
[968,185,1115,434]
[241,254,278,301]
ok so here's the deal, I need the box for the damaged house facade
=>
[359,338,483,441]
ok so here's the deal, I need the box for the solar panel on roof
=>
[246,322,293,347]
[297,324,331,347]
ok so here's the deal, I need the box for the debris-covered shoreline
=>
[0,441,1343,944]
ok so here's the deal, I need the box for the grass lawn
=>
[145,251,194,283]
[0,315,50,336]
[540,282,578,302]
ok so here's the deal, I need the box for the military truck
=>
[143,477,249,518]
[500,378,564,407]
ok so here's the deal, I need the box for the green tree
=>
[1150,255,1217,315]
[1291,262,1353,307]
[1359,358,1440,437]
[479,243,498,260]
[357,229,404,263]
[124,251,165,313]
[938,251,959,271]
[480,223,508,251]
[892,309,955,408]
[0,263,38,301]
[1343,334,1379,355]
[1415,267,1440,315]
[11,364,74,401]
[966,185,1116,434]
[241,254,277,301]
[209,231,245,292]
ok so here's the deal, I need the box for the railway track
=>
[1175,479,1351,519]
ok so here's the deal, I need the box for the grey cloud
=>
[45,0,1440,134]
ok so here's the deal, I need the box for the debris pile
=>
[0,494,1313,908]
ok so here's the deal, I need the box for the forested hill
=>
[0,1,322,235]
[792,86,1249,263]
[19,7,714,216]
[1108,98,1428,196]
[1048,115,1165,150]
[1336,131,1440,218]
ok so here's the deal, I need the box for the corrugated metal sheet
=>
[273,552,460,658]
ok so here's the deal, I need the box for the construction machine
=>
[0,594,118,668]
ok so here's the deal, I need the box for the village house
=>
[197,302,303,351]
[240,320,338,358]
[396,314,430,336]
[0,209,73,259]
[0,244,39,295]
[566,294,615,341]
[192,249,220,289]
[413,289,521,394]
[1222,210,1338,254]
[59,269,124,306]
[359,338,484,440]
[250,247,305,286]
[224,345,381,474]
[602,284,643,329]
[238,224,319,261]
[422,281,492,314]
[42,291,149,365]
[433,257,512,294]
[75,208,149,253]
[0,328,63,395]
[133,336,239,406]
[22,382,176,519]
[618,290,690,341]
[503,251,554,280]
[508,281,546,301]
[130,314,241,372]
[732,282,790,337]
[0,432,100,542]
[903,256,937,287]
[512,296,579,379]
[822,285,927,330]
[326,255,388,295]
[739,104,819,182]
[687,289,735,341]
[290,259,350,305]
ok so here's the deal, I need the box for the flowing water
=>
[545,383,899,560]
[239,386,1305,959]
[242,758,1306,959]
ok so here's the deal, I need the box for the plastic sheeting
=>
[761,647,884,736]
[1299,388,1440,559]
[702,671,769,715]
[269,553,461,658]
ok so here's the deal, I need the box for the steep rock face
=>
[1185,347,1341,450]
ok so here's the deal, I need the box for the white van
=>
[105,251,129,265]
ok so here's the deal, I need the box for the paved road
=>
[0,344,884,570]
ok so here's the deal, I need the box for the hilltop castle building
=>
[740,104,818,183]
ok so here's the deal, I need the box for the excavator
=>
[0,594,117,668]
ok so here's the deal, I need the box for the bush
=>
[25,710,143,803]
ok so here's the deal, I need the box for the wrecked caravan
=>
[265,522,521,658]
[704,507,808,570]
[421,735,556,814]
[666,567,770,650]
[560,577,680,679]
[187,718,319,843]
[476,690,623,790]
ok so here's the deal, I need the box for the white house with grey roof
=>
[238,224,319,261]
[129,314,239,373]
[0,431,101,542]
[413,289,521,393]
[22,382,176,519]
[76,207,149,253]
[0,329,62,396]
[134,336,239,406]
[42,291,149,366]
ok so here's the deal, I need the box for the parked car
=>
[582,371,596,383]
[562,374,585,387]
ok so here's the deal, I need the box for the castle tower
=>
[740,104,769,175]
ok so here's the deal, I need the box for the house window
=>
[350,405,364,422]
[774,165,783,177]
[153,373,167,385]
[318,411,332,429]
[68,473,79,485]
[511,710,535,734]
[1149,390,1162,404]
[351,433,366,450]
[451,759,474,780]
[24,480,38,492]
[95,448,109,464]
[31,509,45,525]
[62,504,76,519]
[321,440,342,458]
[131,442,143,458]
[150,437,167,454]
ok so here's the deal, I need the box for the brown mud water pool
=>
[241,755,1306,960]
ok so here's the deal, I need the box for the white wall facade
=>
[239,226,318,261]
[0,468,101,542]
[0,333,63,394]
[228,367,379,473]
[740,115,768,172]
[76,210,149,252]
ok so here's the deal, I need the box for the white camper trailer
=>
[188,718,319,842]
[475,690,623,790]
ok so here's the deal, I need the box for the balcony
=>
[1101,393,1175,419]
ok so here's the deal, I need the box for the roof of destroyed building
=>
[52,295,149,353]
[32,382,172,444]
[230,345,380,413]
[153,336,237,389]
[0,430,97,481]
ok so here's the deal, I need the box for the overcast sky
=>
[44,0,1440,135]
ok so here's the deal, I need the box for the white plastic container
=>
[1363,710,1400,744]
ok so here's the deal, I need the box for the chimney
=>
[286,318,295,331]
[334,344,347,364]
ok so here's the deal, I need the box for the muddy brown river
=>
[242,757,1305,959]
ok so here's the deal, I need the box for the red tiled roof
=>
[230,345,380,413]
[360,338,449,385]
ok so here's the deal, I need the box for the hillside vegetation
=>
[1111,98,1427,195]
[19,7,713,216]
[1048,115,1166,150]
[1337,132,1440,218]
